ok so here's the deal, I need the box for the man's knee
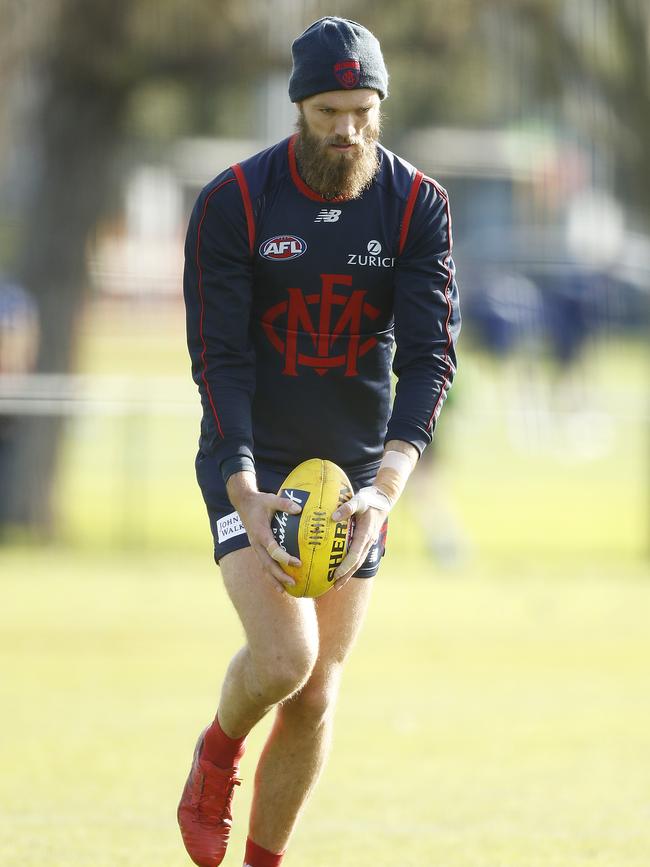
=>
[247,640,319,706]
[282,665,343,726]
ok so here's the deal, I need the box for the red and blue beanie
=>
[289,17,389,103]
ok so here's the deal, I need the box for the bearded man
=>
[178,16,460,867]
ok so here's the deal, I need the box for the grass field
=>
[1,547,650,866]
[1,301,648,865]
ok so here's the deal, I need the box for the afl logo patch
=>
[333,59,360,89]
[260,235,307,261]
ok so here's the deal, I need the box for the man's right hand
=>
[226,471,302,592]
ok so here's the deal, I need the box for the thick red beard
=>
[294,111,381,200]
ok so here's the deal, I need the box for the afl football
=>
[271,459,354,597]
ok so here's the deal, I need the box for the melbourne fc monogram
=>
[262,274,380,377]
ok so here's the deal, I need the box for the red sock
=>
[244,837,285,867]
[201,712,246,769]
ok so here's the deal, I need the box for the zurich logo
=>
[347,239,395,268]
[260,235,307,261]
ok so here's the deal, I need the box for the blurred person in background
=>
[0,277,39,527]
[467,267,547,451]
[177,16,460,867]
[539,270,607,457]
[406,384,469,567]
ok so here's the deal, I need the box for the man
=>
[0,277,39,526]
[179,16,460,867]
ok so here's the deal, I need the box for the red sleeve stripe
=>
[398,170,424,255]
[426,180,455,431]
[231,163,256,255]
[195,178,237,439]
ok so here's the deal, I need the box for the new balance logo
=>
[314,209,342,223]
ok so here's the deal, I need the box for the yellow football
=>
[271,459,354,597]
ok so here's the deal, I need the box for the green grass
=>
[1,547,649,866]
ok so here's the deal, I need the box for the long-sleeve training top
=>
[184,134,461,484]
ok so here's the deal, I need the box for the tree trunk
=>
[1,0,129,534]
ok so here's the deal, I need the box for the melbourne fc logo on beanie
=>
[333,59,360,88]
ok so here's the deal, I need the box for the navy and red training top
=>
[184,134,460,483]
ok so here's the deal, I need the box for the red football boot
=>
[177,729,242,867]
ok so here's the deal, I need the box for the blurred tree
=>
[511,0,650,227]
[309,0,498,136]
[0,0,266,533]
[3,0,134,533]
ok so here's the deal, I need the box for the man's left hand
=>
[330,486,391,590]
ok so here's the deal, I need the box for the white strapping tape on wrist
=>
[374,450,415,506]
[380,450,414,474]
[355,486,393,514]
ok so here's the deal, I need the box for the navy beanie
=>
[289,17,388,103]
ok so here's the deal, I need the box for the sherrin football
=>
[271,459,354,598]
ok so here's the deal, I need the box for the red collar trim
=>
[287,134,350,203]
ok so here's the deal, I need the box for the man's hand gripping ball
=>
[330,448,416,589]
[226,472,303,593]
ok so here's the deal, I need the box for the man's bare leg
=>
[217,547,320,739]
[178,546,323,867]
[247,574,374,853]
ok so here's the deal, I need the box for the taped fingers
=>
[266,539,299,568]
[333,552,368,589]
[334,550,358,582]
[333,535,374,587]
[254,542,296,591]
